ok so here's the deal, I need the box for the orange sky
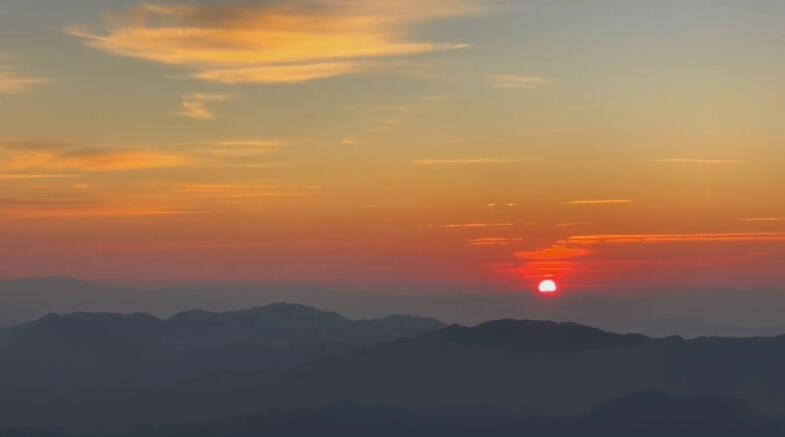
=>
[1,0,784,292]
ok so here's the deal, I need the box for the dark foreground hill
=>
[3,391,784,437]
[122,391,785,437]
[0,303,444,387]
[2,318,785,431]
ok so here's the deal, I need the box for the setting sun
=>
[538,280,558,294]
[3,2,785,435]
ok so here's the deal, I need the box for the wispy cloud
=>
[0,66,50,94]
[439,223,515,229]
[0,194,200,221]
[567,233,785,245]
[0,141,194,173]
[514,231,785,283]
[69,1,482,85]
[0,173,81,180]
[414,158,519,166]
[652,158,750,165]
[204,140,285,157]
[489,75,550,89]
[0,206,198,221]
[741,217,784,223]
[568,199,633,205]
[516,245,593,261]
[515,232,785,268]
[176,93,233,120]
[193,62,369,85]
[556,222,592,227]
[468,237,523,246]
[176,183,319,199]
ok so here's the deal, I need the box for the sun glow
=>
[538,279,558,294]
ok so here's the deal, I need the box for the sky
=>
[1,0,784,295]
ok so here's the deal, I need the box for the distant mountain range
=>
[1,308,785,432]
[3,391,783,437]
[0,303,444,387]
[114,391,785,437]
[4,276,785,339]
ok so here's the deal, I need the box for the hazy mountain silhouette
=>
[0,303,443,387]
[131,391,785,437]
[2,317,785,431]
[2,391,783,436]
[6,277,785,339]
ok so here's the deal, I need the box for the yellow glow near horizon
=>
[0,0,784,289]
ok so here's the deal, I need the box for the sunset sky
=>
[1,0,784,293]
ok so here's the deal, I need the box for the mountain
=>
[0,277,137,326]
[3,318,785,430]
[0,304,444,387]
[126,391,785,437]
[6,277,785,338]
[3,391,783,437]
[0,277,354,327]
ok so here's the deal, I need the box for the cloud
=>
[0,193,198,221]
[69,0,482,85]
[205,140,285,157]
[513,232,785,280]
[518,232,785,261]
[568,199,633,205]
[0,173,81,180]
[0,66,50,94]
[741,217,784,223]
[469,237,523,246]
[414,158,519,165]
[366,118,405,132]
[0,198,90,208]
[567,233,785,245]
[176,183,319,199]
[652,158,750,165]
[439,223,515,229]
[193,61,368,85]
[516,245,593,261]
[489,75,550,89]
[0,206,197,221]
[514,232,785,285]
[556,222,592,227]
[0,141,194,173]
[176,93,233,120]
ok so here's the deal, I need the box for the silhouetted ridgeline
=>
[5,277,785,339]
[1,305,785,435]
[0,303,444,387]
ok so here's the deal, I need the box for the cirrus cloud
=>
[0,141,194,173]
[568,199,633,205]
[414,158,520,166]
[652,158,750,165]
[68,0,483,85]
[0,66,50,94]
[489,75,550,89]
[176,93,233,120]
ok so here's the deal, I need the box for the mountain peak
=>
[425,319,649,350]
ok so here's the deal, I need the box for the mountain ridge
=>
[2,316,784,430]
[0,303,445,388]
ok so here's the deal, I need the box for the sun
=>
[538,279,558,294]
